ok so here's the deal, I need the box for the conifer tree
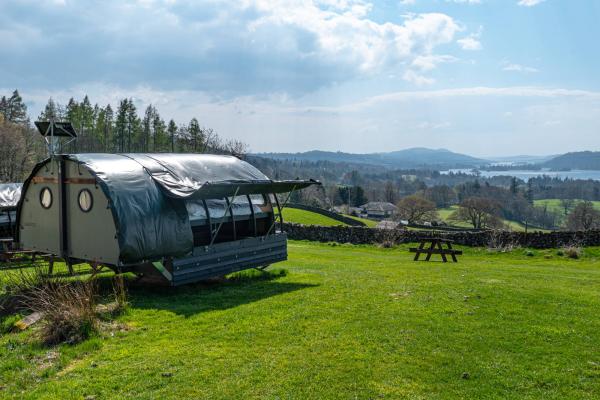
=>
[3,90,28,124]
[167,119,177,153]
[38,98,63,121]
[188,118,201,152]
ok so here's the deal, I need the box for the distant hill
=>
[491,154,556,164]
[255,148,489,169]
[543,151,600,170]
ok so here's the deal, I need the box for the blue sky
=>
[1,0,599,156]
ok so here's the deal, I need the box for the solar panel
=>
[34,121,78,137]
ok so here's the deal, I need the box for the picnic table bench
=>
[410,237,462,263]
[0,238,45,267]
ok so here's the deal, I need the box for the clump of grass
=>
[487,231,519,253]
[112,274,128,312]
[0,267,51,317]
[562,245,582,259]
[378,240,395,249]
[22,279,99,345]
[525,250,535,257]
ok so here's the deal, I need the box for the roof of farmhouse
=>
[361,202,398,212]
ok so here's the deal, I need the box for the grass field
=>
[281,207,348,226]
[438,206,538,232]
[343,214,379,227]
[535,199,600,224]
[535,199,600,214]
[2,242,600,399]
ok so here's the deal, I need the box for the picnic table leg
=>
[447,242,458,262]
[425,241,436,261]
[436,241,448,262]
[414,241,426,261]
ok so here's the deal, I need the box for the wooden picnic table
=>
[409,237,462,263]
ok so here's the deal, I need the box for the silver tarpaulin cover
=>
[0,183,22,210]
[50,153,320,264]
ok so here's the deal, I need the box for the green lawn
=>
[2,242,600,399]
[281,207,348,226]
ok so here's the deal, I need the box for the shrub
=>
[22,279,99,345]
[562,246,582,259]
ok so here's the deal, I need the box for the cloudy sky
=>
[1,0,599,156]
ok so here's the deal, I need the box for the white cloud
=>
[411,55,458,71]
[457,25,482,50]
[517,0,546,6]
[402,70,435,85]
[502,62,539,73]
[11,84,600,154]
[399,0,416,4]
[0,0,465,93]
[457,36,481,50]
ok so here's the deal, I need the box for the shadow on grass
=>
[126,269,317,318]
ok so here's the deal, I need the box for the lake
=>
[441,168,600,181]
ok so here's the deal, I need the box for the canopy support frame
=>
[265,185,297,237]
[209,186,240,247]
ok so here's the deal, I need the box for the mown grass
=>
[2,242,600,399]
[281,207,347,226]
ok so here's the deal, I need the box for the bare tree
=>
[566,201,600,231]
[449,197,503,229]
[0,115,32,182]
[384,181,397,204]
[395,195,438,224]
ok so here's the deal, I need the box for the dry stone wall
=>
[282,223,600,248]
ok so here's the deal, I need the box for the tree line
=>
[0,90,248,182]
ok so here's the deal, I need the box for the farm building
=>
[359,202,398,220]
[16,153,318,285]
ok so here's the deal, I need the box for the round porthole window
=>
[40,187,52,209]
[78,189,93,213]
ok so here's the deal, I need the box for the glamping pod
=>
[16,153,318,285]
